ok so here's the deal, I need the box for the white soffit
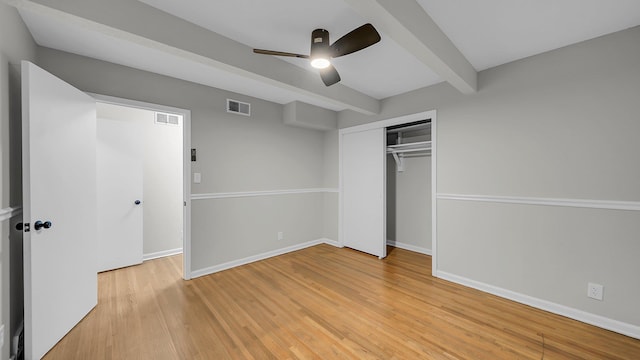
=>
[138,0,442,99]
[417,0,640,71]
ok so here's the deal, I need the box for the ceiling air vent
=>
[155,112,181,126]
[227,99,251,116]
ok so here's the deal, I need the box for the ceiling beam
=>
[343,0,477,94]
[9,0,381,115]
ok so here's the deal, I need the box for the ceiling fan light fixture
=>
[253,24,381,86]
[310,28,331,69]
[310,57,331,69]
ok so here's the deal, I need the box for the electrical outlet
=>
[0,324,4,349]
[587,282,604,301]
[277,231,284,241]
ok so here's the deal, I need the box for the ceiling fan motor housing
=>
[310,29,331,60]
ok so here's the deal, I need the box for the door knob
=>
[34,220,52,230]
[134,200,141,205]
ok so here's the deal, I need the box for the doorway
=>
[92,94,192,279]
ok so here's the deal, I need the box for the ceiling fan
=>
[253,23,381,87]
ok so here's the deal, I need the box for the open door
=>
[22,61,97,359]
[341,127,386,258]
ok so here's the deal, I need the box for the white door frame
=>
[339,110,437,276]
[90,93,193,280]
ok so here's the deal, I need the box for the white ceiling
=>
[417,0,640,71]
[15,0,640,112]
[138,0,442,99]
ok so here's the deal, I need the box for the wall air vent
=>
[155,112,181,126]
[227,99,251,116]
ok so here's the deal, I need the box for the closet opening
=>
[386,120,433,256]
[339,109,436,270]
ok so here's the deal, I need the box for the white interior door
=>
[341,128,386,258]
[97,117,144,272]
[22,61,97,359]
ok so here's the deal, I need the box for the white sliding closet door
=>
[341,128,386,258]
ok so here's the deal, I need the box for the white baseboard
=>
[387,240,432,256]
[322,238,343,248]
[143,247,183,261]
[436,270,640,340]
[191,239,334,278]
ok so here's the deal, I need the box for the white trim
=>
[338,130,344,248]
[191,239,329,278]
[322,238,343,248]
[340,110,436,134]
[431,112,438,276]
[183,105,192,280]
[436,193,640,211]
[387,240,432,256]
[191,188,339,200]
[143,247,183,261]
[90,93,193,280]
[436,270,640,340]
[0,207,22,222]
[89,93,189,115]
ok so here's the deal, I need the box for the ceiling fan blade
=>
[330,23,381,58]
[320,64,341,86]
[253,49,309,59]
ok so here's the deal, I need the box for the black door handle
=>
[34,220,52,230]
[134,200,141,205]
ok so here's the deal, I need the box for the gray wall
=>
[192,193,323,269]
[323,130,339,240]
[36,47,331,275]
[386,150,431,251]
[96,103,183,256]
[340,26,640,328]
[0,4,37,358]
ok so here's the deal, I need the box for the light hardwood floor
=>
[44,244,640,359]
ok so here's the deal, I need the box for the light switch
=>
[193,173,201,184]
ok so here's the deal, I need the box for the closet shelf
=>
[386,141,431,172]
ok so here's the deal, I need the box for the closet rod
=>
[387,140,431,150]
[387,148,431,154]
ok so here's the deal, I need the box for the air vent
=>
[227,99,251,116]
[155,112,181,126]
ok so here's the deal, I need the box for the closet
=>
[386,120,432,255]
[339,111,435,259]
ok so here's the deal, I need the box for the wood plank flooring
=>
[43,245,640,359]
